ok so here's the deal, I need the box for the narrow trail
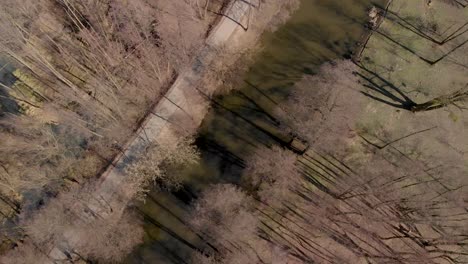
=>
[47,0,256,261]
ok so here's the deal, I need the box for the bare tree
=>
[249,143,468,263]
[190,184,263,263]
[153,0,209,71]
[125,137,200,200]
[69,211,144,263]
[0,0,214,222]
[410,85,468,112]
[189,0,231,20]
[200,44,258,96]
[245,145,300,203]
[22,182,144,262]
[278,60,361,153]
[0,114,73,202]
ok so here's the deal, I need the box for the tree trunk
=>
[411,89,468,112]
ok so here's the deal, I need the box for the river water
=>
[125,0,385,263]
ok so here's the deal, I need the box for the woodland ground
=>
[356,0,468,188]
[256,0,468,262]
[303,0,468,261]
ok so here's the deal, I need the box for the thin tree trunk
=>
[411,88,468,112]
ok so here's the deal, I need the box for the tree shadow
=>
[196,135,246,169]
[0,87,19,115]
[0,61,19,115]
[366,1,468,66]
[373,2,468,45]
[209,0,261,31]
[387,14,468,45]
[137,207,200,251]
[375,29,468,65]
[355,63,417,110]
[450,0,468,8]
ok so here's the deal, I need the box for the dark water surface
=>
[126,0,385,263]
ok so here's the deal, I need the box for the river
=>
[125,0,385,263]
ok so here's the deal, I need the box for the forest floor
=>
[354,0,468,184]
[305,0,468,260]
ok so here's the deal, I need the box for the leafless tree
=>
[189,0,231,20]
[200,44,258,96]
[245,145,300,203]
[22,182,144,262]
[249,142,468,263]
[0,114,73,202]
[190,184,264,263]
[410,85,468,112]
[125,136,200,200]
[69,211,144,263]
[248,55,468,263]
[278,60,361,153]
[0,0,213,222]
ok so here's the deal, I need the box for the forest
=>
[0,0,467,263]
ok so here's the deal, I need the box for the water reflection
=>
[126,0,385,263]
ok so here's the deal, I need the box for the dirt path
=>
[47,0,256,261]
